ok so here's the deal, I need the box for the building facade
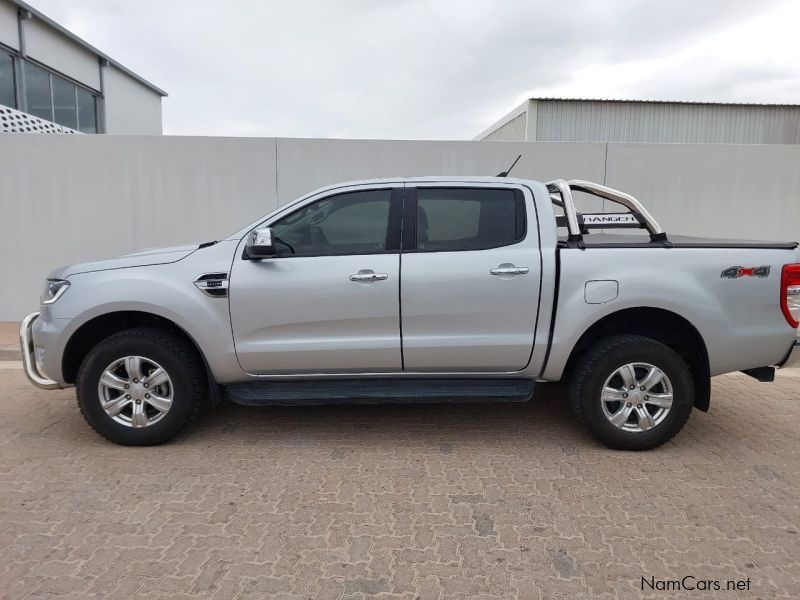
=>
[476,98,800,144]
[0,0,166,134]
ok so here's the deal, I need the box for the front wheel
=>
[569,334,694,450]
[76,327,205,445]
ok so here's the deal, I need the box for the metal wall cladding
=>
[534,100,800,144]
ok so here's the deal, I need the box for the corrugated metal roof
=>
[10,0,167,96]
[529,97,800,107]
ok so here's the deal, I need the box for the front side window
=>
[415,188,524,251]
[0,52,15,108]
[271,189,393,256]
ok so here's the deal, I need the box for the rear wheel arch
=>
[563,307,711,411]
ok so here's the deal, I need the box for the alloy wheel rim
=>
[97,356,173,428]
[600,362,673,433]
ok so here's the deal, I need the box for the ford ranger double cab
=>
[20,177,800,450]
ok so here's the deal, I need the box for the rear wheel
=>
[569,334,693,450]
[76,327,205,445]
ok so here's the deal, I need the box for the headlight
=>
[41,279,70,304]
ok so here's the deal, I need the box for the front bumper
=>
[19,312,61,390]
[778,340,800,369]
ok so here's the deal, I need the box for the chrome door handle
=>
[490,266,529,276]
[349,270,389,282]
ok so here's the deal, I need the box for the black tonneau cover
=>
[557,233,798,250]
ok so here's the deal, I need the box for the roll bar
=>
[546,179,667,243]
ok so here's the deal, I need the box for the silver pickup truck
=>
[20,177,800,450]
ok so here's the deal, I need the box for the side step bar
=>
[224,378,535,406]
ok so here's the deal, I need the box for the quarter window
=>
[415,188,524,251]
[271,189,394,257]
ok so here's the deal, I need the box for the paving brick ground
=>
[0,323,18,360]
[1,366,798,599]
[0,323,17,345]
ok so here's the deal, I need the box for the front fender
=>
[43,243,248,384]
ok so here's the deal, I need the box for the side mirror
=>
[245,227,276,259]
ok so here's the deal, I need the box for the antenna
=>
[496,154,522,177]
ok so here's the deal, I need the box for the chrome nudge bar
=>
[546,179,667,243]
[20,312,60,390]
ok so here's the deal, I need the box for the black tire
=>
[569,334,693,451]
[76,327,205,446]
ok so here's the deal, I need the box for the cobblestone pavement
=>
[1,367,798,600]
[0,322,18,360]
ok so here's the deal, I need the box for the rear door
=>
[400,183,541,372]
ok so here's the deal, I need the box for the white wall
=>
[1,135,799,320]
[103,64,163,134]
[0,0,19,50]
[0,134,276,319]
[606,144,800,240]
[23,17,100,91]
[275,138,605,202]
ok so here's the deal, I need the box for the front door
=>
[230,187,403,374]
[400,184,541,372]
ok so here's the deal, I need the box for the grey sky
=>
[28,0,800,139]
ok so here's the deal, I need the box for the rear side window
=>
[415,188,524,252]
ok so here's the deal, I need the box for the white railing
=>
[0,104,80,134]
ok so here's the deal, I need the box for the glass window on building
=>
[0,52,15,108]
[77,87,97,133]
[23,61,99,132]
[25,62,53,121]
[52,76,77,129]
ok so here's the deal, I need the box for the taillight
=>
[780,264,800,328]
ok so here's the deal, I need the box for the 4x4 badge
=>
[720,266,770,279]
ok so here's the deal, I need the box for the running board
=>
[224,378,535,406]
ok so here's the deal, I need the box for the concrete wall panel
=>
[0,134,276,319]
[275,138,606,204]
[605,143,800,240]
[2,135,799,320]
